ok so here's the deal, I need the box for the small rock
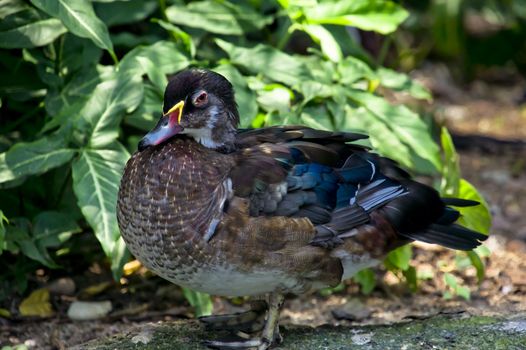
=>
[67,301,112,321]
[351,332,372,345]
[131,328,154,344]
[332,299,371,321]
[47,278,76,295]
[499,320,526,333]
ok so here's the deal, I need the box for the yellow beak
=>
[164,100,185,124]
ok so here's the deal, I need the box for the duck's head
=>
[138,69,239,152]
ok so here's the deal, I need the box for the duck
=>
[117,69,487,349]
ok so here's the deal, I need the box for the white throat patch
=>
[183,128,222,149]
[182,106,223,149]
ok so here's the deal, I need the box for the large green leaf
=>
[377,68,432,101]
[166,1,271,35]
[216,39,311,87]
[30,0,116,60]
[71,143,129,258]
[119,41,190,93]
[455,179,491,235]
[71,42,188,148]
[0,137,76,184]
[33,211,81,248]
[0,0,29,20]
[44,65,109,120]
[304,0,408,34]
[0,18,67,48]
[337,56,376,85]
[439,128,491,235]
[76,73,142,149]
[346,90,441,173]
[5,221,58,268]
[301,24,342,62]
[95,0,157,27]
[213,64,258,127]
[124,83,163,132]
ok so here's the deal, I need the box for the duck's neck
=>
[184,114,237,153]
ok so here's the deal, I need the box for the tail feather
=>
[400,223,487,251]
[441,198,480,207]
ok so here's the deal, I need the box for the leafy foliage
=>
[0,0,490,311]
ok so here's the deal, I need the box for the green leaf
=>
[30,0,116,61]
[439,127,491,234]
[0,137,75,184]
[474,245,491,258]
[154,19,196,58]
[166,1,271,35]
[76,73,141,148]
[119,41,190,92]
[402,266,418,292]
[385,244,412,271]
[455,179,491,235]
[304,0,409,34]
[95,0,157,27]
[124,83,163,131]
[377,68,432,101]
[181,287,213,317]
[44,64,109,120]
[0,18,67,48]
[213,64,258,127]
[301,24,342,62]
[0,210,7,253]
[216,39,311,87]
[353,268,376,295]
[439,127,459,195]
[110,236,130,280]
[345,90,441,173]
[6,224,58,268]
[257,85,293,114]
[301,105,334,131]
[455,285,470,300]
[337,56,376,85]
[32,211,81,248]
[0,0,30,20]
[71,143,129,259]
[467,250,485,284]
[444,272,457,288]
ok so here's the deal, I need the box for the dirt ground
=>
[1,66,525,349]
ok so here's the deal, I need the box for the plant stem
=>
[109,50,119,65]
[55,166,72,208]
[376,34,393,67]
[277,25,295,50]
[158,0,168,21]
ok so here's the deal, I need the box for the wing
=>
[228,125,487,252]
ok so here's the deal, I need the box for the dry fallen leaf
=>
[0,308,11,318]
[80,281,112,297]
[19,288,54,317]
[123,259,142,276]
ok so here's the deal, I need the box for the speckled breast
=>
[117,138,232,286]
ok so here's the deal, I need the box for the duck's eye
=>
[193,91,208,107]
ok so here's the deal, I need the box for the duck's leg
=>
[199,300,267,333]
[258,293,284,349]
[203,293,285,350]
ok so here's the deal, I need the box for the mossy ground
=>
[76,314,526,350]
